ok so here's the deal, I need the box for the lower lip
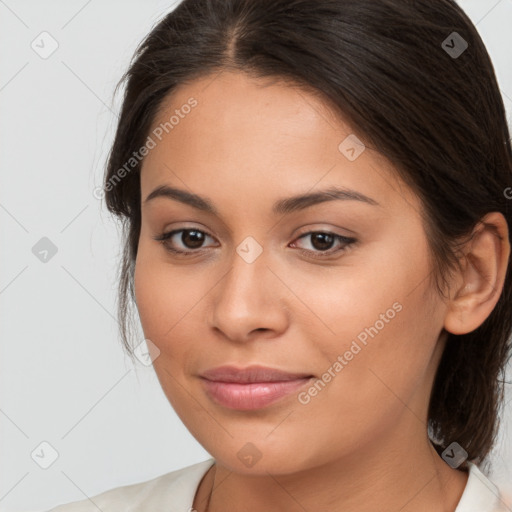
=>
[200,377,313,410]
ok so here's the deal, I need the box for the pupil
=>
[312,233,334,251]
[183,230,204,248]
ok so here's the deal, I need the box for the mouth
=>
[199,365,315,410]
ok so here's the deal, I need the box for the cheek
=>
[133,237,219,389]
[296,244,441,440]
[133,251,164,339]
[134,248,183,367]
[133,237,202,343]
[133,245,202,410]
[282,227,432,349]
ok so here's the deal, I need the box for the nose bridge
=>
[210,234,286,339]
[220,235,269,309]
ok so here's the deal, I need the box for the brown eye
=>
[291,231,356,259]
[153,228,217,254]
[180,229,206,249]
[309,232,336,251]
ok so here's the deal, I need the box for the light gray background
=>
[1,1,511,511]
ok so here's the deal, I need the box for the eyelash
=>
[152,228,356,260]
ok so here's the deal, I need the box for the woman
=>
[48,0,512,510]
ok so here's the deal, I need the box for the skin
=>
[133,70,510,512]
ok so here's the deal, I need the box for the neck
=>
[195,427,468,512]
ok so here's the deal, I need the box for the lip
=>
[200,365,314,383]
[199,365,314,410]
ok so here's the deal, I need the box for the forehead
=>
[140,70,420,217]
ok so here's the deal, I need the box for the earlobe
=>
[443,212,510,335]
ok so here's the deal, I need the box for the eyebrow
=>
[144,184,380,215]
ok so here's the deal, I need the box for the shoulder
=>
[455,461,512,512]
[45,458,215,512]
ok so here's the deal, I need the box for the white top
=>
[46,458,511,512]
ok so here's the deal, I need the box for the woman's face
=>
[134,70,450,474]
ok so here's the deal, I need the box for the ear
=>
[443,212,510,335]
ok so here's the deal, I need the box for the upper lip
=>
[200,365,314,383]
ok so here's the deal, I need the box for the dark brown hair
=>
[103,0,512,469]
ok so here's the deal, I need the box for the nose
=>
[209,246,289,343]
